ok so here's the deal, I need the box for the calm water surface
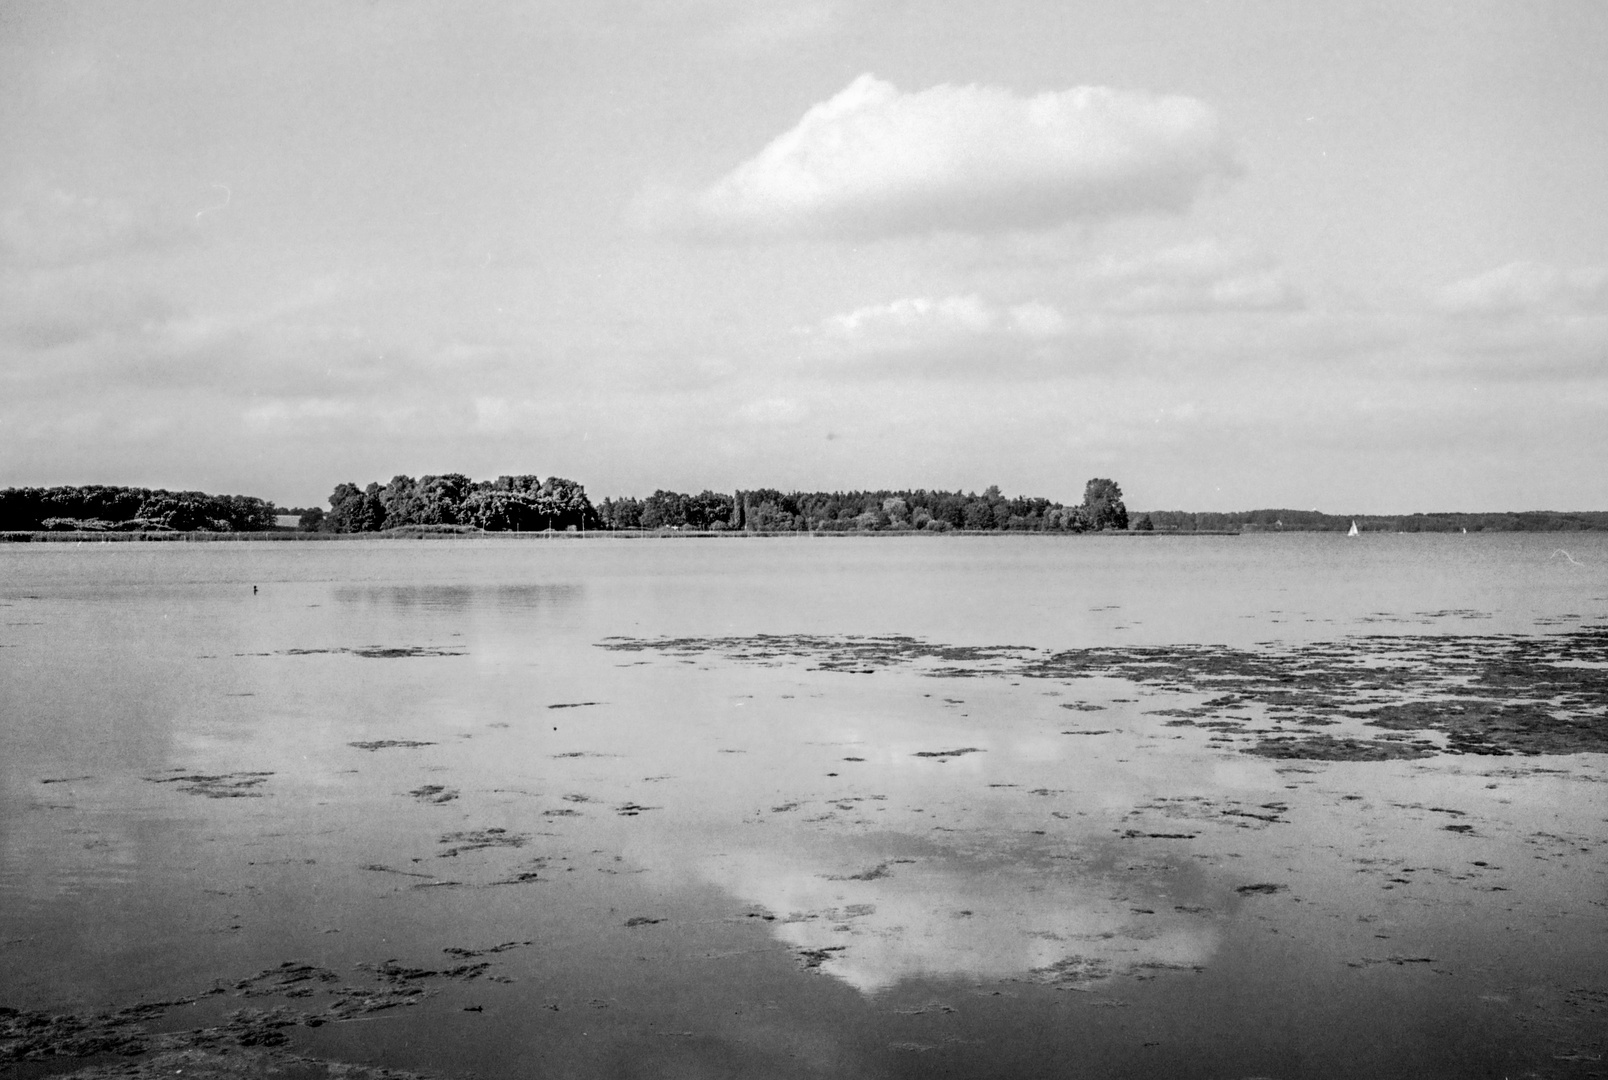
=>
[2,534,1606,1079]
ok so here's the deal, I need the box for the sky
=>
[2,0,1606,513]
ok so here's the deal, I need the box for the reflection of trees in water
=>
[330,583,583,613]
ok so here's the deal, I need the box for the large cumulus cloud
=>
[640,74,1238,239]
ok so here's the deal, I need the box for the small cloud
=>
[639,74,1237,240]
[737,396,807,423]
[810,294,1082,379]
[242,398,360,431]
[1005,302,1069,338]
[1091,239,1303,313]
[1436,261,1608,316]
[706,0,834,51]
[824,294,1001,340]
[820,295,1076,349]
[1204,269,1301,310]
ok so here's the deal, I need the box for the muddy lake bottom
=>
[2,535,1606,1079]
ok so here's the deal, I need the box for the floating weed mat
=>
[599,624,1608,759]
[442,941,532,958]
[145,772,273,798]
[437,828,529,857]
[597,633,1034,675]
[279,646,464,659]
[1118,796,1287,840]
[1030,954,1116,989]
[1,949,531,1067]
[0,1000,187,1061]
[9,1045,444,1080]
[234,962,339,997]
[1244,733,1438,762]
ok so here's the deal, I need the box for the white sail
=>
[1347,521,1359,536]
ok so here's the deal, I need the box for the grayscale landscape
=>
[4,3,1607,1078]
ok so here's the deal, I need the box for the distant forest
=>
[595,479,1129,533]
[0,485,274,532]
[306,475,1132,533]
[1142,508,1608,533]
[4,480,1606,535]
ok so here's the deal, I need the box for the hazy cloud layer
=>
[644,75,1237,239]
[811,239,1303,365]
[1,190,192,268]
[1437,261,1608,316]
[0,268,173,350]
[1087,240,1304,313]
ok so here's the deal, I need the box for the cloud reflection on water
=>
[702,843,1218,995]
[330,583,581,613]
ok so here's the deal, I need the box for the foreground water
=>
[2,534,1606,1079]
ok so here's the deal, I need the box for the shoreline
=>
[0,528,1249,543]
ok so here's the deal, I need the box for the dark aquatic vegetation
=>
[436,828,529,857]
[441,942,532,958]
[235,962,340,996]
[1244,733,1436,761]
[603,623,1608,759]
[144,772,273,798]
[281,646,465,659]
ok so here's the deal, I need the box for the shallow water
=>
[2,534,1606,1079]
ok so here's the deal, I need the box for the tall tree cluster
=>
[318,474,598,533]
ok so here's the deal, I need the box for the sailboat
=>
[1347,521,1359,537]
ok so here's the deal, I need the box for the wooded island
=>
[3,477,1605,535]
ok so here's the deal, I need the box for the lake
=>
[3,533,1606,1079]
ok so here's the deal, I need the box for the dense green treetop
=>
[1081,478,1129,532]
[320,474,598,533]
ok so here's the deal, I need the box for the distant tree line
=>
[1140,508,1608,533]
[596,479,1130,533]
[310,474,597,532]
[15,478,1600,536]
[0,485,275,532]
[309,475,1131,534]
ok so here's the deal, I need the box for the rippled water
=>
[2,534,1606,1079]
